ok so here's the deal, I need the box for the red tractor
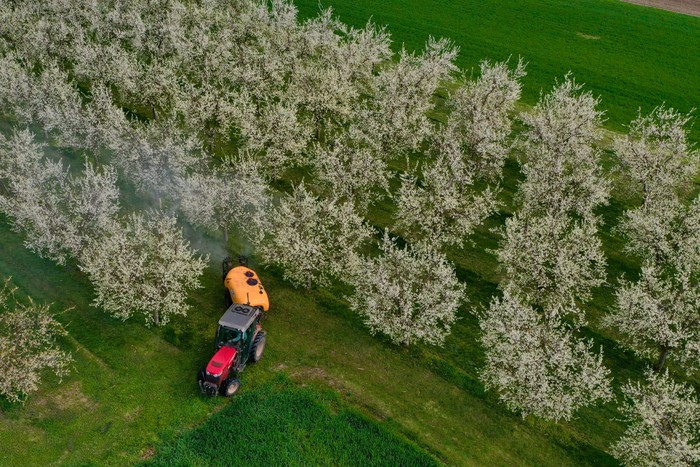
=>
[197,303,267,396]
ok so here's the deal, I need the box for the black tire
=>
[221,378,241,397]
[249,331,267,363]
[197,368,205,384]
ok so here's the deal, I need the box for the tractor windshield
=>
[216,326,244,347]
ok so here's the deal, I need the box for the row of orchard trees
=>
[0,0,697,463]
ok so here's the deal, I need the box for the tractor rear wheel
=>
[224,290,233,308]
[221,378,241,397]
[250,331,267,363]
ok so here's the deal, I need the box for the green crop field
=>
[295,0,700,142]
[2,1,700,466]
[142,375,439,466]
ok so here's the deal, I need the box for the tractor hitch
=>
[199,380,218,397]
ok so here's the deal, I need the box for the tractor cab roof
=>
[218,304,260,331]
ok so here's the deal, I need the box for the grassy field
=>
[294,0,700,142]
[142,374,438,466]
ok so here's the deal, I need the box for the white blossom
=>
[606,263,700,373]
[179,158,271,243]
[289,11,359,140]
[395,154,499,248]
[611,370,700,466]
[235,93,312,177]
[519,75,609,220]
[0,53,35,122]
[0,129,121,264]
[496,212,606,323]
[0,130,71,263]
[311,127,390,212]
[437,58,525,182]
[618,196,700,274]
[79,212,208,326]
[174,80,239,150]
[80,82,130,156]
[348,231,465,346]
[479,289,612,421]
[111,121,200,206]
[70,42,141,100]
[336,19,392,88]
[0,277,72,403]
[254,182,373,288]
[358,37,458,158]
[611,195,700,373]
[614,106,698,203]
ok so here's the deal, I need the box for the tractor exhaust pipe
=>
[223,255,250,281]
[222,256,234,281]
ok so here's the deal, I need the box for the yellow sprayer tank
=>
[224,265,270,311]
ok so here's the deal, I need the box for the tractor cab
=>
[216,304,260,347]
[215,326,245,348]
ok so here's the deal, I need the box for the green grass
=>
[142,374,439,466]
[294,0,700,142]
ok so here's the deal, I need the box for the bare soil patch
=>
[140,446,156,460]
[30,381,98,418]
[622,0,700,17]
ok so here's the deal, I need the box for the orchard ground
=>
[0,205,623,466]
[1,1,700,466]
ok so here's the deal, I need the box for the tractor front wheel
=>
[250,331,267,363]
[221,378,241,397]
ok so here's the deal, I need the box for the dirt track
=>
[622,0,700,17]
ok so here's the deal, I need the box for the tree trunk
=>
[223,224,229,243]
[91,145,100,166]
[656,346,670,372]
[205,125,215,154]
[153,308,160,326]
